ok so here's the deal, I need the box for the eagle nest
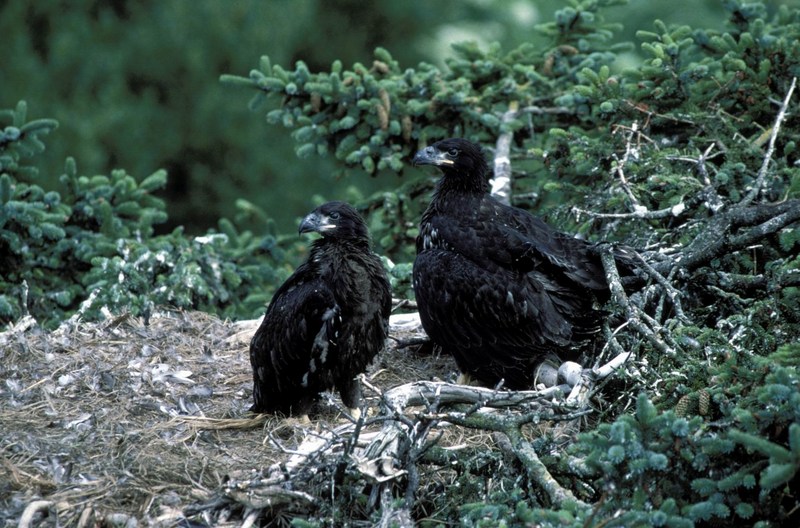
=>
[0,307,633,526]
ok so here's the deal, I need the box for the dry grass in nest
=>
[0,309,462,526]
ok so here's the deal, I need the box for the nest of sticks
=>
[1,306,630,527]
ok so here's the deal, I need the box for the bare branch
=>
[712,269,800,292]
[518,105,574,115]
[380,380,568,411]
[503,426,588,507]
[729,206,800,248]
[572,203,686,220]
[600,247,677,356]
[574,140,725,222]
[594,351,633,379]
[610,121,644,208]
[491,100,520,205]
[19,501,55,528]
[391,298,418,311]
[223,484,315,510]
[673,199,800,274]
[741,76,797,206]
[634,252,689,323]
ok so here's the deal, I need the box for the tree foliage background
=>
[2,0,800,525]
[0,0,757,235]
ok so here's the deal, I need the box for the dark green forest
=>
[0,0,771,236]
[2,0,800,526]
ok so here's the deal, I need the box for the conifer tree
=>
[219,0,800,524]
[0,101,294,328]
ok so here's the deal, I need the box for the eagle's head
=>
[299,201,369,241]
[412,138,490,192]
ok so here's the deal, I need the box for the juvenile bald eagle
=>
[249,201,391,417]
[412,138,624,389]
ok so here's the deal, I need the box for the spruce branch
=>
[573,141,724,221]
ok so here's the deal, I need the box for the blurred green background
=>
[1,0,793,235]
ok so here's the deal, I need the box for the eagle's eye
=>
[329,211,341,220]
[447,148,459,157]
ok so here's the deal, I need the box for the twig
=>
[611,121,644,208]
[600,320,633,364]
[633,252,689,323]
[240,509,262,528]
[623,99,700,126]
[77,506,95,528]
[389,336,430,349]
[375,488,414,528]
[572,203,686,220]
[54,288,101,336]
[19,501,55,528]
[420,406,592,428]
[20,279,30,316]
[360,372,385,397]
[665,143,721,183]
[593,351,633,379]
[402,416,442,508]
[558,350,633,416]
[741,76,797,206]
[0,314,37,347]
[268,424,352,477]
[391,298,418,311]
[267,431,310,456]
[666,142,724,212]
[518,104,574,115]
[223,485,316,510]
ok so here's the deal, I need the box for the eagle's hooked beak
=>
[299,212,336,234]
[412,145,455,167]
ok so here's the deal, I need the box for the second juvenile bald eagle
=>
[412,138,625,389]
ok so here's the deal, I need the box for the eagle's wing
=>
[414,199,604,388]
[250,267,340,411]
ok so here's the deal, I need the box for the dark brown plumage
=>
[412,138,623,389]
[249,201,391,416]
